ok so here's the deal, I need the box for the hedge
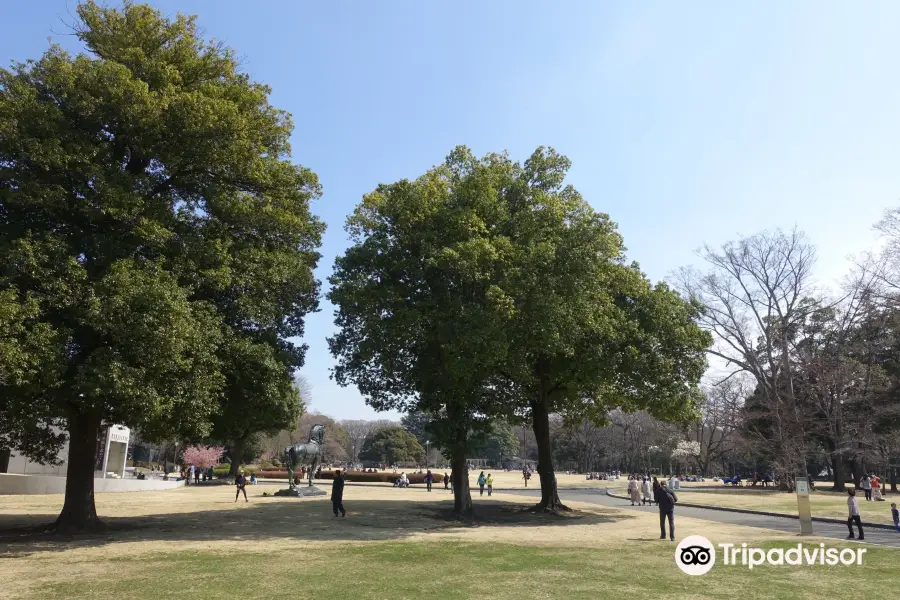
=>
[256,470,443,484]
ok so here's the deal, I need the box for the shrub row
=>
[255,469,442,484]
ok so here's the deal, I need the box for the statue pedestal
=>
[274,486,327,498]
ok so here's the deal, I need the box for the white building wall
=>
[0,473,183,494]
[6,424,130,478]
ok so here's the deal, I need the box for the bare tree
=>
[871,208,900,295]
[675,228,818,490]
[692,377,747,476]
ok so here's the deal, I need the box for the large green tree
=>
[328,148,520,515]
[329,146,709,513]
[359,427,425,465]
[0,2,322,530]
[492,147,711,510]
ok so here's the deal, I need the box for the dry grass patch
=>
[3,482,897,599]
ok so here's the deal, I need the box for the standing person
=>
[443,472,450,490]
[655,481,677,541]
[331,469,346,517]
[425,469,433,492]
[652,476,660,495]
[234,470,248,503]
[628,476,640,506]
[847,488,864,540]
[194,466,200,485]
[523,468,529,487]
[486,473,494,496]
[188,464,195,486]
[891,502,899,532]
[860,474,872,501]
[641,476,652,506]
[477,471,487,496]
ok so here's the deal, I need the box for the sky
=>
[2,1,899,420]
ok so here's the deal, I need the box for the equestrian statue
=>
[284,424,325,489]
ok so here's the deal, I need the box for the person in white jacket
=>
[847,488,864,540]
[640,476,652,505]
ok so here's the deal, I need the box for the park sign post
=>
[795,474,813,535]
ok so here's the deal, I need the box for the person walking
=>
[641,476,652,506]
[443,472,450,490]
[486,473,494,496]
[234,470,248,503]
[477,471,487,496]
[523,468,529,487]
[654,481,678,541]
[194,466,200,485]
[331,469,346,517]
[860,474,872,501]
[627,476,640,506]
[425,469,434,492]
[847,488,864,540]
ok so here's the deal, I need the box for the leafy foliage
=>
[0,1,322,529]
[469,421,520,464]
[328,145,710,511]
[359,427,425,465]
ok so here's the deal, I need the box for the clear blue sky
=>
[3,2,899,419]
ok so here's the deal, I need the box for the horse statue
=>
[284,424,325,489]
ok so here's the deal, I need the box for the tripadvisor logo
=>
[674,536,867,575]
[675,536,716,575]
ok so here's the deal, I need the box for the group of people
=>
[183,464,217,485]
[858,473,886,502]
[626,475,656,506]
[476,471,494,496]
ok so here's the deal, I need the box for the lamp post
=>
[425,441,430,469]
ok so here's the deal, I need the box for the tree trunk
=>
[831,451,846,491]
[55,411,103,533]
[530,379,567,512]
[450,445,473,517]
[0,447,10,473]
[229,436,247,477]
[850,459,861,490]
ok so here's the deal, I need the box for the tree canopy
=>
[359,427,425,465]
[329,145,710,512]
[0,1,322,530]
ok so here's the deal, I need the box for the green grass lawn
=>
[33,540,897,600]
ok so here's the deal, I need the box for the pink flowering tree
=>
[182,445,224,469]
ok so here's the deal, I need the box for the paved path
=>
[506,488,900,548]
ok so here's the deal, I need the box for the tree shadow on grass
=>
[0,496,634,557]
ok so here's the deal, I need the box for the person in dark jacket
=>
[234,471,248,503]
[443,473,450,490]
[332,469,346,517]
[654,481,677,541]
